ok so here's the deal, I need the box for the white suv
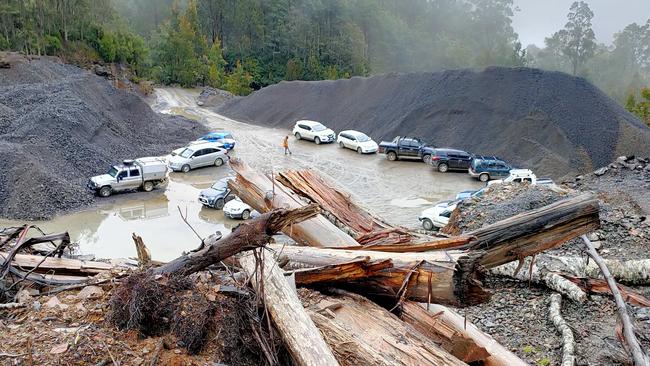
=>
[337,130,379,154]
[292,120,335,144]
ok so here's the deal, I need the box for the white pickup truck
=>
[488,169,554,186]
[87,157,168,197]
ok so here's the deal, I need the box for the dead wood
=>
[153,204,319,276]
[239,249,339,366]
[228,159,360,248]
[549,293,576,366]
[400,302,527,365]
[302,289,466,366]
[580,235,649,366]
[561,275,650,307]
[131,233,151,267]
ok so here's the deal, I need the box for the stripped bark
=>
[153,205,319,276]
[228,159,359,248]
[561,276,650,307]
[302,290,465,366]
[549,293,576,366]
[580,235,649,366]
[401,302,527,366]
[337,235,476,252]
[239,249,339,366]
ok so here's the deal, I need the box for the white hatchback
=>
[292,120,335,144]
[337,130,379,154]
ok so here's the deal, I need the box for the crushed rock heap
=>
[0,54,207,220]
[219,67,650,179]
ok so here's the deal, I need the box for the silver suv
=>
[168,142,228,173]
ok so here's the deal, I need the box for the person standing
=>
[282,135,292,155]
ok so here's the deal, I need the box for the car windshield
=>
[356,133,370,142]
[107,166,118,177]
[312,123,327,132]
[180,148,194,158]
[211,180,228,191]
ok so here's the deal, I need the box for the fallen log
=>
[549,293,576,366]
[580,235,649,366]
[337,235,476,252]
[467,193,600,268]
[302,290,465,366]
[153,205,319,276]
[239,249,339,366]
[0,252,113,275]
[271,194,600,306]
[400,302,526,365]
[562,275,650,307]
[228,159,360,248]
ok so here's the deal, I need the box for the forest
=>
[0,0,648,123]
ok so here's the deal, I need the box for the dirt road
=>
[1,88,482,261]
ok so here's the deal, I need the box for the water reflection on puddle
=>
[0,168,237,262]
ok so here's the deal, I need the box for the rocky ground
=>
[445,156,650,365]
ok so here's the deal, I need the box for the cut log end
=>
[454,251,491,306]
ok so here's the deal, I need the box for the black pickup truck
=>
[378,136,435,162]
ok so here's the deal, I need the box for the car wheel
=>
[99,186,112,197]
[387,151,397,161]
[357,147,362,154]
[479,173,490,182]
[315,137,321,145]
[142,181,154,192]
[181,164,190,173]
[438,163,449,173]
[422,219,434,231]
[242,210,251,220]
[339,142,345,148]
[214,158,224,167]
[295,132,301,140]
[422,154,431,164]
[214,198,225,210]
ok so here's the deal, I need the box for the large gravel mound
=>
[219,67,650,178]
[0,57,207,220]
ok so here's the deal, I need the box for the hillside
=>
[219,67,650,178]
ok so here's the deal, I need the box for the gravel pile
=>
[444,157,650,365]
[0,55,207,220]
[219,67,650,178]
[196,87,234,107]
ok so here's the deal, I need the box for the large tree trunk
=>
[239,249,339,366]
[400,302,527,365]
[303,290,466,366]
[228,159,360,248]
[272,194,600,306]
[153,205,318,276]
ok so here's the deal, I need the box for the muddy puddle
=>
[1,87,484,260]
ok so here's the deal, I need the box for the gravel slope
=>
[219,67,650,179]
[0,55,207,220]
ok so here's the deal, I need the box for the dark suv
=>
[469,156,512,182]
[430,148,473,172]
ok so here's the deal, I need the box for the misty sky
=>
[512,0,650,47]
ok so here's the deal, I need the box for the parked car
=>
[378,136,435,162]
[429,148,473,172]
[418,200,458,230]
[199,177,235,209]
[168,142,228,173]
[468,156,512,182]
[337,130,379,154]
[292,120,335,144]
[455,187,487,201]
[223,197,259,220]
[196,132,236,150]
[88,157,167,197]
[488,169,555,186]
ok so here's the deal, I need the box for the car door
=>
[124,168,143,189]
[115,170,129,191]
[496,163,510,177]
[447,153,459,169]
[190,149,205,168]
[398,139,414,157]
[348,134,358,149]
[458,153,472,169]
[301,124,314,140]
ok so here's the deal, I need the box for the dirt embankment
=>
[219,67,650,179]
[0,55,207,220]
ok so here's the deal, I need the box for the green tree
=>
[552,1,596,75]
[626,88,650,126]
[224,60,253,95]
[205,39,226,87]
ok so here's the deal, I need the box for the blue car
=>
[198,132,236,150]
